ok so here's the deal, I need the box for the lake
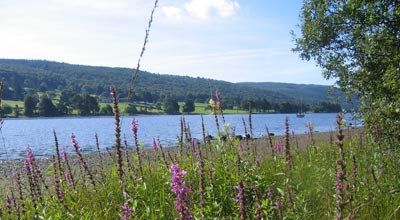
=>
[0,113,355,161]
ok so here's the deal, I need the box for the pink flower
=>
[71,133,80,152]
[170,164,192,220]
[65,170,73,186]
[275,196,281,210]
[152,138,158,152]
[122,202,134,220]
[274,141,281,153]
[109,86,115,96]
[26,145,35,162]
[216,89,221,103]
[61,147,68,162]
[239,142,244,151]
[131,119,138,135]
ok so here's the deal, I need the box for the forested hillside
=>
[0,59,350,116]
[0,59,292,102]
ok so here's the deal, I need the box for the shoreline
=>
[0,127,363,178]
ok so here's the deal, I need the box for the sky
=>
[0,0,335,85]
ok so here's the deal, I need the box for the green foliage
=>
[312,101,342,113]
[124,103,138,115]
[164,97,179,114]
[182,99,195,113]
[71,93,99,116]
[99,104,114,116]
[23,94,38,116]
[293,0,400,143]
[0,104,12,116]
[38,95,58,116]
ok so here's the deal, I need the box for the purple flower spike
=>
[239,142,244,151]
[65,170,73,186]
[152,138,158,152]
[122,202,134,220]
[191,138,196,151]
[216,89,221,103]
[61,147,68,162]
[109,86,115,96]
[274,141,281,153]
[131,119,138,135]
[26,145,35,162]
[71,133,80,152]
[170,164,192,220]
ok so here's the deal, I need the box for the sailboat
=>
[296,99,305,118]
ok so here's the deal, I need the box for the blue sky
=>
[0,0,335,85]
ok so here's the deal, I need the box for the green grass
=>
[2,100,24,107]
[1,110,399,219]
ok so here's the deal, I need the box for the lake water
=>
[0,113,353,161]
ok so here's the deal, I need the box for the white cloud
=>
[161,0,239,21]
[161,6,183,20]
[184,0,239,19]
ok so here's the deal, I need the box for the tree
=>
[69,93,100,116]
[182,99,195,113]
[57,89,76,115]
[100,104,114,116]
[11,77,24,100]
[82,94,100,115]
[0,104,12,117]
[38,95,58,116]
[164,97,180,114]
[125,104,138,115]
[24,94,38,117]
[293,0,400,143]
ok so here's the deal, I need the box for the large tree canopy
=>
[293,0,400,143]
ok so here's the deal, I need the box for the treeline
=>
[0,59,345,117]
[0,59,291,104]
[0,91,342,118]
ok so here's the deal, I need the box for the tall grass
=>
[1,94,399,219]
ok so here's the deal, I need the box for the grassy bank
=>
[0,105,398,219]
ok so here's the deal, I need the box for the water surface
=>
[0,113,353,160]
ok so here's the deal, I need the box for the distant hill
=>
[0,59,354,109]
[239,82,339,103]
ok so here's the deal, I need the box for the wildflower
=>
[122,202,134,220]
[6,195,13,214]
[236,181,246,220]
[71,133,96,188]
[208,98,216,109]
[274,195,281,210]
[65,170,73,186]
[223,123,230,133]
[239,142,244,151]
[131,119,138,135]
[26,145,35,162]
[215,89,221,103]
[267,187,274,201]
[152,138,158,152]
[61,147,68,162]
[170,164,192,220]
[274,141,281,153]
